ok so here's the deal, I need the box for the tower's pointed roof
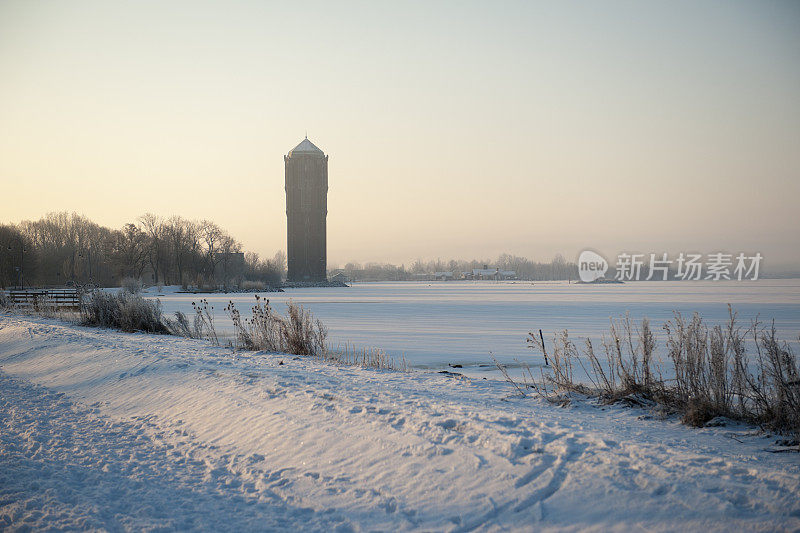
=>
[288,137,324,156]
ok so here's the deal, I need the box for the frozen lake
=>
[149,279,800,376]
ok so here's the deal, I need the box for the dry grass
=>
[224,296,405,370]
[239,280,267,291]
[225,296,324,355]
[514,307,800,438]
[327,342,408,371]
[81,290,168,334]
[281,300,327,356]
[164,299,219,344]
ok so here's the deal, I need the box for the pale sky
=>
[1,1,798,269]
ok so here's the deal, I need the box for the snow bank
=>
[1,315,798,531]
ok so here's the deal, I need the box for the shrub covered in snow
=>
[0,290,10,309]
[120,277,143,295]
[81,291,168,334]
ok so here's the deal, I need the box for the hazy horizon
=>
[1,1,798,269]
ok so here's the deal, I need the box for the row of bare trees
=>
[0,212,285,289]
[334,254,578,281]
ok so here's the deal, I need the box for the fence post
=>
[539,329,549,366]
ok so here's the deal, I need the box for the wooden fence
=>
[6,288,81,310]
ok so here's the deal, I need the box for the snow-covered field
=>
[149,279,800,376]
[1,314,798,531]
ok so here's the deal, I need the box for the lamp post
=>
[7,236,25,289]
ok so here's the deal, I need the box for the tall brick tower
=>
[285,137,328,282]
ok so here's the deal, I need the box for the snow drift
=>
[1,315,798,531]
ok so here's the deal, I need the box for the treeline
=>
[0,212,284,289]
[335,253,579,281]
[1,212,580,288]
[497,253,578,280]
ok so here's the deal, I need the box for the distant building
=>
[285,137,328,282]
[434,271,454,281]
[329,271,349,284]
[214,251,245,270]
[469,268,516,280]
[213,251,245,284]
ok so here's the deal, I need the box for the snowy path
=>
[0,373,340,531]
[1,315,799,531]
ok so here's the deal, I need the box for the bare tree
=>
[165,216,196,287]
[139,213,165,285]
[200,220,223,285]
[272,250,287,280]
[3,212,285,289]
[114,223,147,279]
[218,233,242,287]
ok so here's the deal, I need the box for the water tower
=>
[284,137,328,282]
